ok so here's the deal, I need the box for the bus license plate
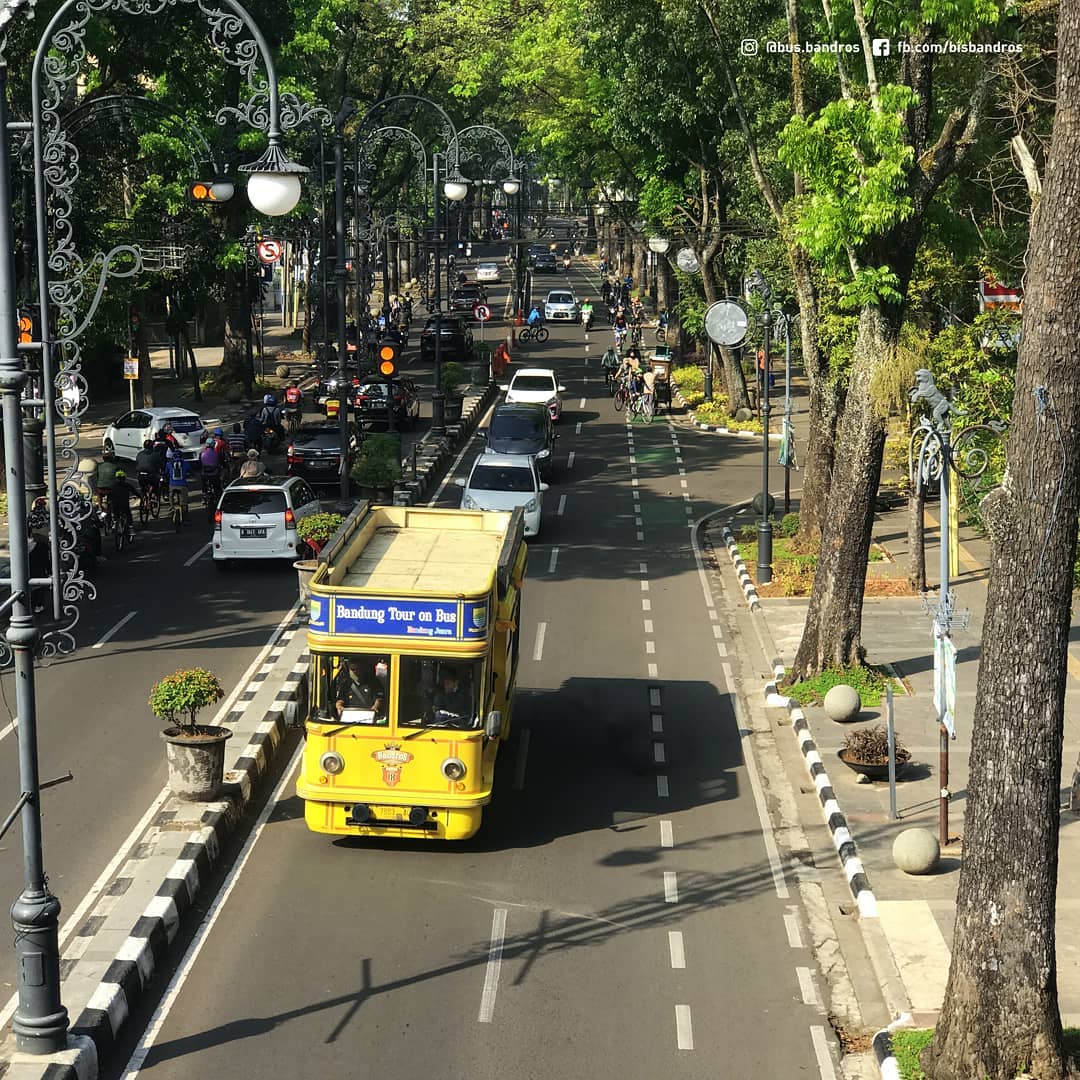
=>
[240,527,266,538]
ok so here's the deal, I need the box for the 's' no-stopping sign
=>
[257,239,283,264]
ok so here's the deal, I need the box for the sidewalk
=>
[723,500,1080,1031]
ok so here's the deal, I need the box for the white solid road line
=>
[668,931,685,968]
[811,1025,838,1079]
[477,907,508,1023]
[557,494,567,516]
[785,912,804,949]
[92,609,137,649]
[513,729,531,790]
[675,1005,694,1050]
[533,622,547,662]
[120,742,305,1077]
[659,819,673,847]
[548,547,559,574]
[663,871,678,903]
[184,542,211,567]
[797,966,819,1005]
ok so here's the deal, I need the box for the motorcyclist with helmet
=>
[258,393,285,448]
[283,381,303,432]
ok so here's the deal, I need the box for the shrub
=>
[149,668,225,734]
[841,725,909,766]
[672,365,705,392]
[441,362,468,394]
[683,391,705,408]
[351,435,402,490]
[296,512,345,555]
[692,401,729,425]
[779,512,800,537]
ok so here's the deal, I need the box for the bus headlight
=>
[441,757,467,781]
[319,751,345,775]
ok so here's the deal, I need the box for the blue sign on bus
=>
[309,593,488,641]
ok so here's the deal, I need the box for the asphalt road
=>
[110,266,841,1079]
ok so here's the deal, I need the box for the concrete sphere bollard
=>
[751,491,776,516]
[225,386,243,404]
[824,684,861,722]
[275,364,291,379]
[893,828,940,875]
[735,407,754,422]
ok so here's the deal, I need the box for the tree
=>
[924,4,1080,1074]
[780,7,1004,680]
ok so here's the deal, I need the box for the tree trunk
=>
[789,305,894,678]
[925,4,1080,1073]
[789,245,838,544]
[133,302,155,407]
[907,485,926,593]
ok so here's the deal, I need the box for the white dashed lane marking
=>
[675,1005,694,1050]
[668,931,685,968]
[664,872,679,903]
[657,775,669,797]
[660,819,673,846]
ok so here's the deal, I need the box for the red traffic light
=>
[17,312,33,344]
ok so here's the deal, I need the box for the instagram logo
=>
[740,38,759,56]
[871,38,891,56]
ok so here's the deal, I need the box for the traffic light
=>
[186,178,234,204]
[376,340,399,379]
[16,307,36,345]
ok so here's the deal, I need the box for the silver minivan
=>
[212,476,321,566]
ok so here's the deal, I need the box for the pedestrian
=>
[493,341,511,378]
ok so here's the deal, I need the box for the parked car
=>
[352,378,421,429]
[287,422,357,487]
[419,314,475,362]
[501,367,567,421]
[544,289,579,321]
[449,282,487,315]
[475,262,501,283]
[483,403,557,480]
[103,406,205,462]
[456,453,548,537]
[212,475,322,567]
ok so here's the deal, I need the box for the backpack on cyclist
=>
[200,443,220,470]
[284,386,302,406]
[169,458,186,485]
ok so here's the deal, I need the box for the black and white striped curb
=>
[65,643,309,1069]
[872,1014,912,1080]
[672,385,783,439]
[720,524,761,611]
[763,660,878,918]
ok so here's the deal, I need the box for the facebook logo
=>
[871,38,891,56]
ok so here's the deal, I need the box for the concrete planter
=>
[294,558,318,610]
[444,396,464,423]
[162,726,233,801]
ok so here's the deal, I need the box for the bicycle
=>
[613,328,627,351]
[110,503,133,552]
[628,390,655,424]
[285,408,303,435]
[630,324,643,346]
[170,489,187,532]
[138,480,161,527]
[519,324,550,344]
[201,471,223,525]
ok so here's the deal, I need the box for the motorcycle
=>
[581,309,594,332]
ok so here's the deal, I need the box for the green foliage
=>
[784,665,894,708]
[149,668,225,732]
[889,1029,934,1079]
[351,435,402,491]
[671,366,704,392]
[441,362,468,394]
[779,513,800,538]
[296,512,344,550]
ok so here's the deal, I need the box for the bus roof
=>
[342,525,501,594]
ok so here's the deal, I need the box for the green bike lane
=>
[106,327,841,1079]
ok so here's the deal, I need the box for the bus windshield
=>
[399,657,482,730]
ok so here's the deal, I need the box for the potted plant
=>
[441,361,468,423]
[838,726,911,780]
[150,668,230,801]
[350,433,402,502]
[294,512,345,610]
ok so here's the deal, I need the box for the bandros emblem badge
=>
[372,744,413,787]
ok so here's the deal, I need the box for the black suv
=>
[419,314,475,363]
[287,421,358,487]
[531,249,557,273]
[353,378,421,429]
[483,403,557,480]
[449,282,488,315]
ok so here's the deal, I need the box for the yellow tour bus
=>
[298,502,527,840]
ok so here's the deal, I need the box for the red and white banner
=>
[978,279,1023,312]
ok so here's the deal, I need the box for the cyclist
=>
[110,469,136,537]
[243,412,264,449]
[93,449,120,510]
[600,279,612,306]
[136,439,162,497]
[527,304,544,328]
[283,381,303,428]
[580,299,594,331]
[657,306,670,331]
[612,306,628,350]
[642,366,658,409]
[161,423,182,455]
[600,345,619,390]
[165,449,190,524]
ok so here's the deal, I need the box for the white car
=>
[500,368,567,421]
[103,406,206,462]
[456,454,548,537]
[475,262,501,283]
[544,289,579,321]
[212,476,322,566]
